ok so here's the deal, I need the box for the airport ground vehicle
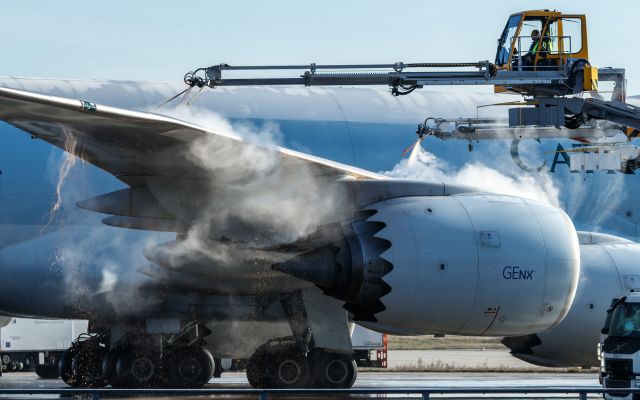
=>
[351,326,387,368]
[0,319,88,378]
[599,295,640,399]
[186,10,638,136]
[183,9,640,173]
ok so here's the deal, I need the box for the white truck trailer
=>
[351,324,387,368]
[0,319,88,378]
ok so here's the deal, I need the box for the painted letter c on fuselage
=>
[510,139,546,172]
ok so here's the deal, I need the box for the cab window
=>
[560,17,583,54]
[546,19,559,55]
[519,18,543,55]
[609,303,640,338]
[496,14,521,65]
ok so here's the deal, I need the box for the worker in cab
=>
[523,29,550,68]
[621,307,640,335]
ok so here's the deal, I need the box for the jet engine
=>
[503,232,640,367]
[275,194,580,336]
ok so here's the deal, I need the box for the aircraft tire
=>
[35,364,59,379]
[60,341,92,387]
[59,336,107,387]
[246,349,272,388]
[164,346,213,388]
[270,351,310,388]
[103,348,133,388]
[213,357,223,378]
[114,346,163,389]
[58,344,79,386]
[310,351,357,388]
[71,343,108,387]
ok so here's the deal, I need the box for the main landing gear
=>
[245,338,357,388]
[243,289,358,388]
[58,334,215,388]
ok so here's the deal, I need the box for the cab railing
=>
[512,35,574,71]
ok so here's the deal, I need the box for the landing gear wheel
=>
[71,346,108,387]
[246,350,271,388]
[271,351,310,388]
[103,349,132,388]
[165,347,213,388]
[114,347,163,389]
[59,344,79,386]
[35,364,59,379]
[59,337,107,387]
[213,357,223,378]
[311,352,357,388]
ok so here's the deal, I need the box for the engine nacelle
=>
[275,194,580,336]
[503,232,640,367]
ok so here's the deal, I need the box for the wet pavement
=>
[0,371,602,399]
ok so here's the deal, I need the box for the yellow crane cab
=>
[495,10,589,73]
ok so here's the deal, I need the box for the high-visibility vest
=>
[532,38,550,54]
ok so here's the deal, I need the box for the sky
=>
[1,1,638,93]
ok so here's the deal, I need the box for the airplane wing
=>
[0,86,389,242]
[0,86,383,186]
[0,86,397,295]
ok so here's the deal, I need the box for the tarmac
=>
[387,349,545,369]
[0,350,603,399]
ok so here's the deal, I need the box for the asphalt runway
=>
[0,371,602,399]
[0,350,603,399]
